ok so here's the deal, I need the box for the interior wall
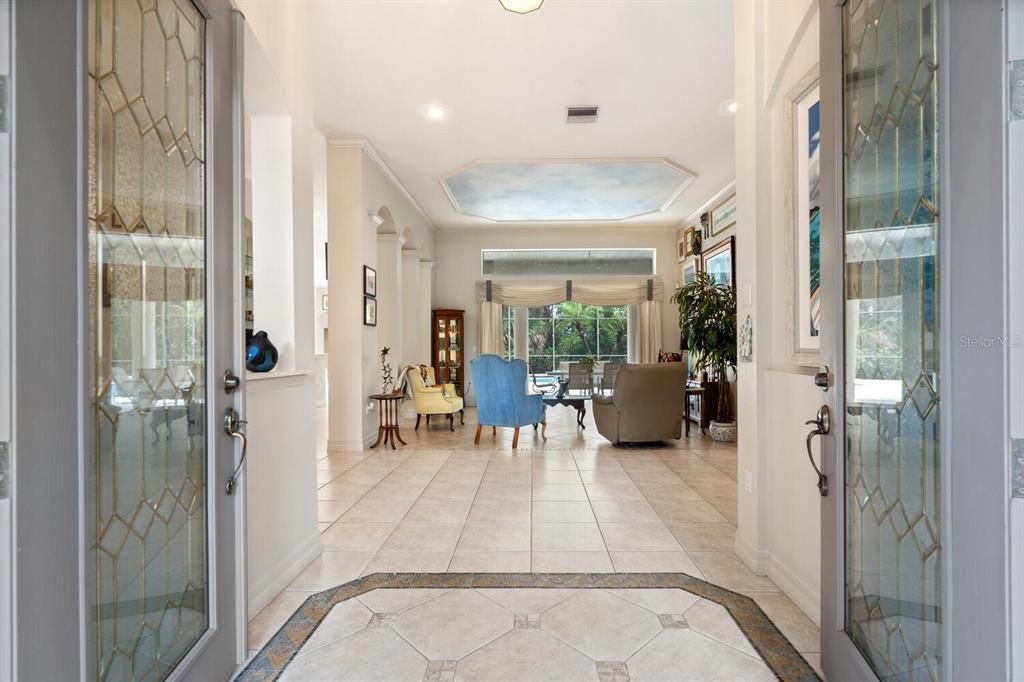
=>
[326,142,436,448]
[434,226,680,405]
[235,0,321,614]
[733,0,823,624]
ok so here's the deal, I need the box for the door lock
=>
[805,405,830,497]
[223,407,248,495]
[814,366,831,391]
[223,369,241,394]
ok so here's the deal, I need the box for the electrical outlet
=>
[366,401,375,414]
[744,470,753,493]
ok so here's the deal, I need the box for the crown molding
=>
[682,179,737,226]
[328,137,436,231]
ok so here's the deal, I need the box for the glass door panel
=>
[842,0,942,680]
[88,0,210,678]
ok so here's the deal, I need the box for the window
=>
[527,302,628,374]
[482,248,656,276]
[502,305,515,360]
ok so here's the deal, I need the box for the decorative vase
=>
[709,420,737,443]
[246,330,279,373]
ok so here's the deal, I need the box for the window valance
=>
[475,277,665,307]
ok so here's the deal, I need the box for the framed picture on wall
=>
[364,296,377,326]
[681,256,699,285]
[677,230,688,261]
[680,226,697,260]
[710,194,737,236]
[363,265,377,297]
[701,236,735,288]
[795,82,821,351]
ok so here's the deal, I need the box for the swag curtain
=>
[474,277,664,307]
[476,277,665,364]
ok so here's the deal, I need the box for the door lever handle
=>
[805,405,830,497]
[223,407,248,495]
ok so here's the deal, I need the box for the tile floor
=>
[278,587,777,682]
[246,404,823,679]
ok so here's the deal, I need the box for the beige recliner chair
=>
[592,363,688,444]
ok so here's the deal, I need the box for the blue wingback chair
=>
[470,354,546,448]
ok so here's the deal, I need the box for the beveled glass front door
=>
[88,0,220,679]
[840,0,942,679]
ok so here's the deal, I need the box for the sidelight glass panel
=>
[842,0,941,680]
[88,0,208,679]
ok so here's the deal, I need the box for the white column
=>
[401,251,422,366]
[418,261,435,363]
[326,145,367,450]
[376,233,404,370]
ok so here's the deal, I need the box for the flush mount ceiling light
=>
[499,0,544,14]
[424,105,446,121]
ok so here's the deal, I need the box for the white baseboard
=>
[767,554,821,628]
[734,534,769,574]
[327,438,366,451]
[247,532,322,617]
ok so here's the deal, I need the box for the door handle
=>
[805,405,830,497]
[223,407,248,495]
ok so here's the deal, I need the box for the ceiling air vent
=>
[566,105,599,123]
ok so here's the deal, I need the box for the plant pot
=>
[709,420,737,443]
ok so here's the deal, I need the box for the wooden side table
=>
[370,394,406,449]
[684,386,706,437]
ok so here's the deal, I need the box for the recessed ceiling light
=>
[425,105,446,121]
[499,0,544,14]
[727,101,738,114]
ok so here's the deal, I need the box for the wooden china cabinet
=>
[431,308,465,397]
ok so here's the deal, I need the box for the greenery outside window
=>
[527,302,628,374]
[502,305,515,360]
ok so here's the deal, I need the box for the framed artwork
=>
[364,296,377,326]
[363,265,377,297]
[681,256,699,285]
[677,230,689,261]
[711,194,737,236]
[680,226,697,260]
[701,236,735,288]
[795,82,821,351]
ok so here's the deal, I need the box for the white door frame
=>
[819,0,1013,680]
[0,0,12,678]
[1007,0,1024,677]
[9,0,246,678]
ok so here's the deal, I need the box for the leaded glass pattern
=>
[88,0,208,679]
[842,0,941,680]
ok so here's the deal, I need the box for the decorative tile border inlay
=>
[235,573,821,682]
[596,660,630,682]
[658,613,690,629]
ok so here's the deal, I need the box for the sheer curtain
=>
[478,301,504,356]
[636,300,662,364]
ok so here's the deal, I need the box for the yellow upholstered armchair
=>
[406,366,465,431]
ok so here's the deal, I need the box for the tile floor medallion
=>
[238,406,822,681]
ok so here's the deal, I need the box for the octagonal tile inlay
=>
[441,159,695,222]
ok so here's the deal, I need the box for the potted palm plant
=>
[672,272,737,442]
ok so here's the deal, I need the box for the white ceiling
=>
[309,0,736,230]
